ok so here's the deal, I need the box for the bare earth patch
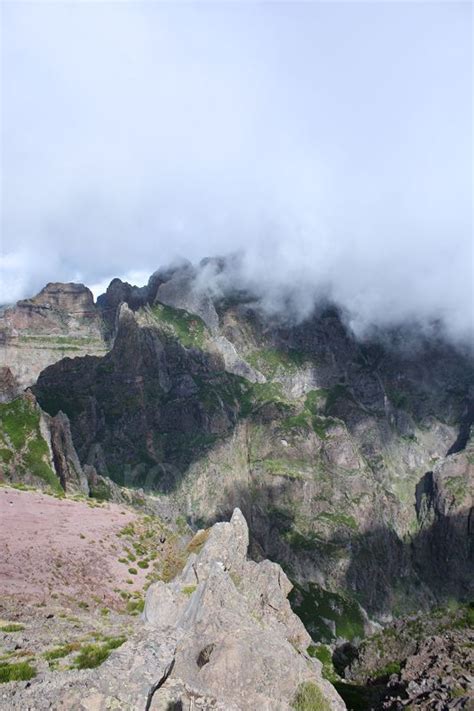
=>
[0,486,187,692]
[0,487,147,605]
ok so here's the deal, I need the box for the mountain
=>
[0,260,472,708]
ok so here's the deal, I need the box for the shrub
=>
[126,598,145,614]
[307,644,339,682]
[292,682,331,711]
[186,528,210,554]
[0,661,36,683]
[43,642,80,661]
[74,636,126,669]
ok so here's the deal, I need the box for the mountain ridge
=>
[1,263,473,628]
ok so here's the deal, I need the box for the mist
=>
[1,2,472,343]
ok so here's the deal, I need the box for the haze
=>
[1,1,472,342]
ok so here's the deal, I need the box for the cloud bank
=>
[1,2,472,342]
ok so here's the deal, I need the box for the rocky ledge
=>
[2,509,345,710]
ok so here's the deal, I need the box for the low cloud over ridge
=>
[1,2,472,343]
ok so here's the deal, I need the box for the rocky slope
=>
[337,601,474,709]
[1,261,473,633]
[1,508,345,710]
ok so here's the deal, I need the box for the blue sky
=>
[1,1,472,340]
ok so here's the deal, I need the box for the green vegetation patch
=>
[74,636,126,669]
[386,388,409,410]
[247,347,307,378]
[254,458,308,480]
[0,623,24,632]
[0,396,62,493]
[187,528,210,554]
[291,681,331,711]
[89,477,113,502]
[318,512,359,531]
[126,597,145,615]
[43,642,81,661]
[118,514,188,589]
[283,530,347,558]
[307,644,339,683]
[0,661,37,684]
[280,390,338,440]
[290,582,365,643]
[0,397,39,449]
[0,448,13,464]
[0,622,25,632]
[370,660,401,680]
[231,379,290,419]
[150,303,207,349]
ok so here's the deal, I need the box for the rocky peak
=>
[17,282,96,314]
[141,508,345,708]
[1,509,346,710]
[0,282,108,389]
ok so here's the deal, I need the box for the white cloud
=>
[1,1,472,341]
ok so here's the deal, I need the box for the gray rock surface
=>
[156,266,220,333]
[48,411,89,494]
[143,508,345,710]
[1,509,345,710]
[212,335,266,382]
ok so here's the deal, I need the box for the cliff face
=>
[2,263,473,629]
[0,282,108,389]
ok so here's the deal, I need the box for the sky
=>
[1,1,472,342]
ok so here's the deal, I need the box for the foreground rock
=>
[2,509,346,710]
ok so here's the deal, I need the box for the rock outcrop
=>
[48,411,89,495]
[0,366,21,403]
[412,444,473,600]
[342,602,473,709]
[0,282,108,389]
[1,509,346,710]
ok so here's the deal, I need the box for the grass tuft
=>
[0,661,36,683]
[0,623,24,632]
[292,681,331,711]
[74,636,126,669]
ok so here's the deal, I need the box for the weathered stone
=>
[48,411,89,494]
[1,509,345,711]
[0,282,108,389]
